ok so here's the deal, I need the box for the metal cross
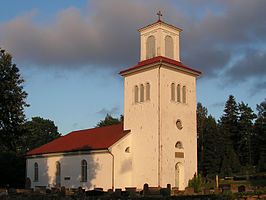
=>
[157,11,162,21]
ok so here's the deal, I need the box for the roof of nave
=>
[119,56,202,76]
[26,124,130,156]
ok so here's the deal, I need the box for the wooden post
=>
[216,175,219,189]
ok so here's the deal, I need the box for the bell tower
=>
[139,11,182,62]
[120,12,202,190]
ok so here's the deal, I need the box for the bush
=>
[188,173,202,193]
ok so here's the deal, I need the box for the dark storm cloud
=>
[224,49,266,82]
[0,0,265,86]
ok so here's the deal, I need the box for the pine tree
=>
[253,99,266,172]
[0,48,28,152]
[197,102,208,174]
[201,115,220,177]
[238,102,256,166]
[219,95,240,176]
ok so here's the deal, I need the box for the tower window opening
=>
[146,83,150,101]
[177,84,181,102]
[165,35,174,59]
[140,84,144,102]
[171,83,175,101]
[134,85,139,103]
[146,35,155,59]
[182,86,186,103]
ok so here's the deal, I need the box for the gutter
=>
[158,59,162,187]
[108,149,114,190]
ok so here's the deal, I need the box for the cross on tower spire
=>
[157,11,162,21]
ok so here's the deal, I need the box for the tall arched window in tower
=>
[165,35,174,59]
[34,162,38,182]
[134,85,139,103]
[140,84,144,102]
[81,160,87,182]
[146,83,150,101]
[146,35,155,59]
[171,83,175,101]
[182,86,186,103]
[177,84,181,102]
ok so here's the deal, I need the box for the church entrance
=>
[175,162,184,190]
[55,161,61,187]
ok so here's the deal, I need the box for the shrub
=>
[188,173,202,193]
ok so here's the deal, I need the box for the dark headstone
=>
[25,177,31,189]
[238,185,245,192]
[143,183,149,195]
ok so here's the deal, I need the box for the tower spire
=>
[157,11,162,21]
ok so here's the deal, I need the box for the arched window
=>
[55,161,61,187]
[134,85,138,103]
[125,147,130,153]
[165,35,174,59]
[81,160,87,182]
[34,162,38,181]
[177,84,181,102]
[146,83,150,101]
[140,84,144,102]
[175,141,183,149]
[171,83,175,101]
[146,35,155,59]
[182,86,186,103]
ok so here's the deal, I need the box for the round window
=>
[176,119,183,130]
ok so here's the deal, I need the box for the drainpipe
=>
[107,149,114,190]
[158,60,162,187]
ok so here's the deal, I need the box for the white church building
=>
[26,14,202,191]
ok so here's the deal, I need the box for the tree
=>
[253,99,266,172]
[0,48,28,152]
[219,95,240,175]
[201,115,221,177]
[238,102,256,166]
[95,114,123,128]
[196,103,208,174]
[21,117,61,152]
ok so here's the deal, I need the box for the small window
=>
[146,35,155,59]
[182,86,186,103]
[177,84,181,102]
[34,162,38,181]
[140,84,144,102]
[81,160,87,182]
[134,85,139,103]
[146,83,150,101]
[176,119,183,130]
[165,35,174,59]
[171,83,175,101]
[125,147,130,153]
[175,141,183,149]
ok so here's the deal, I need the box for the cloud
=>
[96,106,120,117]
[0,0,265,88]
[224,48,266,83]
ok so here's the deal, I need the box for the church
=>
[26,13,202,191]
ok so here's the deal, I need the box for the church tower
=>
[120,12,202,190]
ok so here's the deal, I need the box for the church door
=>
[55,161,61,187]
[175,162,184,190]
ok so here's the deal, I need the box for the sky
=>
[0,0,265,135]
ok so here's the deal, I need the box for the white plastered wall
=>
[26,152,112,190]
[123,67,160,188]
[160,66,197,190]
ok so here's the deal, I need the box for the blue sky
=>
[1,0,265,134]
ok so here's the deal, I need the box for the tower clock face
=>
[176,120,183,130]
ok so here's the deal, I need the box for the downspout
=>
[158,60,162,187]
[107,149,114,190]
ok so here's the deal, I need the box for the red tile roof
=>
[26,124,130,156]
[119,56,202,75]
